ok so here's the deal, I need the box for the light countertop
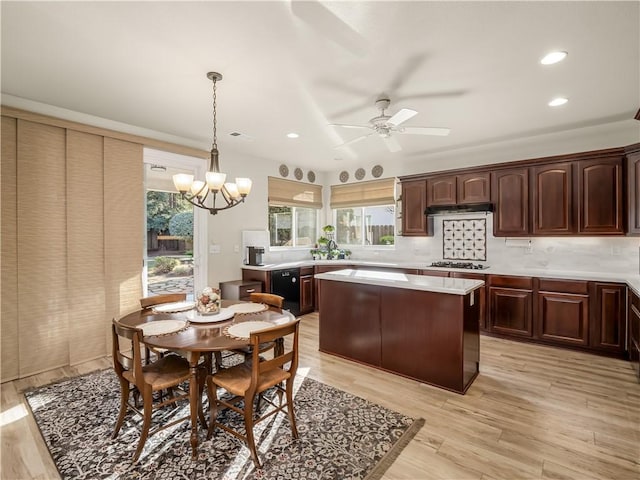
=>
[314,269,484,295]
[242,260,640,296]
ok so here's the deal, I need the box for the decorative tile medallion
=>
[279,164,289,177]
[372,164,383,178]
[294,167,303,180]
[307,170,316,183]
[443,218,486,261]
[339,170,349,183]
[355,167,365,180]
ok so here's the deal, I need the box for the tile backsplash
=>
[443,218,487,261]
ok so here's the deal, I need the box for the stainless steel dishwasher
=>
[270,268,300,316]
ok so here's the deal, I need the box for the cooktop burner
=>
[430,261,490,270]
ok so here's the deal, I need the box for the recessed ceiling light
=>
[540,51,568,65]
[548,97,568,107]
[287,132,299,139]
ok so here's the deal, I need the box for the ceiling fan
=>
[330,96,450,152]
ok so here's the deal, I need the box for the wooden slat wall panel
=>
[67,130,106,365]
[17,120,69,376]
[1,116,19,381]
[104,137,143,351]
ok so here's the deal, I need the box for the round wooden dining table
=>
[117,299,296,459]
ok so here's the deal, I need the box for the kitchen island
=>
[315,269,484,394]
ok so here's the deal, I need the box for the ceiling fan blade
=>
[329,123,371,129]
[382,135,402,153]
[387,108,418,126]
[335,132,374,148]
[399,126,451,136]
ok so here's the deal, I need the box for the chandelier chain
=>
[212,76,218,150]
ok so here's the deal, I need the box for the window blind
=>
[330,177,396,208]
[268,176,323,209]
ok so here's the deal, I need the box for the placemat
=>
[226,320,273,339]
[137,319,188,336]
[151,301,195,313]
[189,307,235,323]
[226,302,268,314]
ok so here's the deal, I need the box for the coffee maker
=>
[246,246,265,266]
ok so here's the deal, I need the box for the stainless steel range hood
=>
[425,202,494,215]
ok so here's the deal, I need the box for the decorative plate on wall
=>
[355,168,365,180]
[307,170,316,183]
[339,170,349,183]
[372,165,383,178]
[279,164,289,177]
[294,167,303,180]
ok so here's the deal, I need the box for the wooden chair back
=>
[248,319,299,390]
[111,319,145,386]
[140,293,187,309]
[249,292,284,312]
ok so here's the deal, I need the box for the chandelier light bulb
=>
[190,180,207,198]
[224,182,240,200]
[206,171,226,191]
[236,178,252,196]
[173,173,194,193]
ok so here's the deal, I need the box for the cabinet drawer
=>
[420,269,450,277]
[300,266,314,276]
[488,275,532,289]
[238,283,262,298]
[538,278,589,294]
[631,290,640,311]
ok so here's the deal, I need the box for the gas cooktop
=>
[429,261,490,270]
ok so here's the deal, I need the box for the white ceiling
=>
[2,1,639,172]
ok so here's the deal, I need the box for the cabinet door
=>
[300,275,314,314]
[537,292,589,346]
[532,162,574,234]
[401,180,429,236]
[457,172,491,204]
[489,287,533,337]
[626,149,640,235]
[427,175,456,206]
[492,168,530,236]
[577,158,624,234]
[590,282,625,352]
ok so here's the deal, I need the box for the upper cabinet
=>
[400,146,628,237]
[532,162,573,235]
[627,145,640,235]
[576,157,624,235]
[401,179,431,236]
[492,167,530,236]
[427,172,491,206]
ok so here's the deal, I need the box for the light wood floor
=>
[2,312,639,479]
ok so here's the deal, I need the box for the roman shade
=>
[330,178,396,208]
[268,177,322,209]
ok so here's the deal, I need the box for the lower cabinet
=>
[300,272,314,315]
[590,282,625,353]
[488,276,533,338]
[451,272,487,331]
[537,292,589,346]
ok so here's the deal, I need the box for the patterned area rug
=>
[25,368,423,479]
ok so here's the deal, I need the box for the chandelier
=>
[172,72,252,215]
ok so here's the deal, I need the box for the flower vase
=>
[197,287,221,315]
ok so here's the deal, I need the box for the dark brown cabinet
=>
[427,175,456,205]
[426,172,491,206]
[590,282,626,353]
[488,275,533,337]
[536,279,589,346]
[242,269,271,293]
[532,163,573,235]
[626,146,640,235]
[219,279,262,300]
[576,158,624,235]
[300,274,314,314]
[457,172,491,204]
[492,168,530,236]
[401,180,430,236]
[628,289,640,381]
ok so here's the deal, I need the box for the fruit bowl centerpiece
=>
[196,287,221,315]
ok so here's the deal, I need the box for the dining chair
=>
[249,292,284,312]
[111,319,206,463]
[206,319,300,468]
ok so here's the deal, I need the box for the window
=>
[335,205,395,246]
[330,178,396,246]
[268,177,322,247]
[269,206,318,247]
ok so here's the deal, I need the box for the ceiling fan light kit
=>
[331,96,450,152]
